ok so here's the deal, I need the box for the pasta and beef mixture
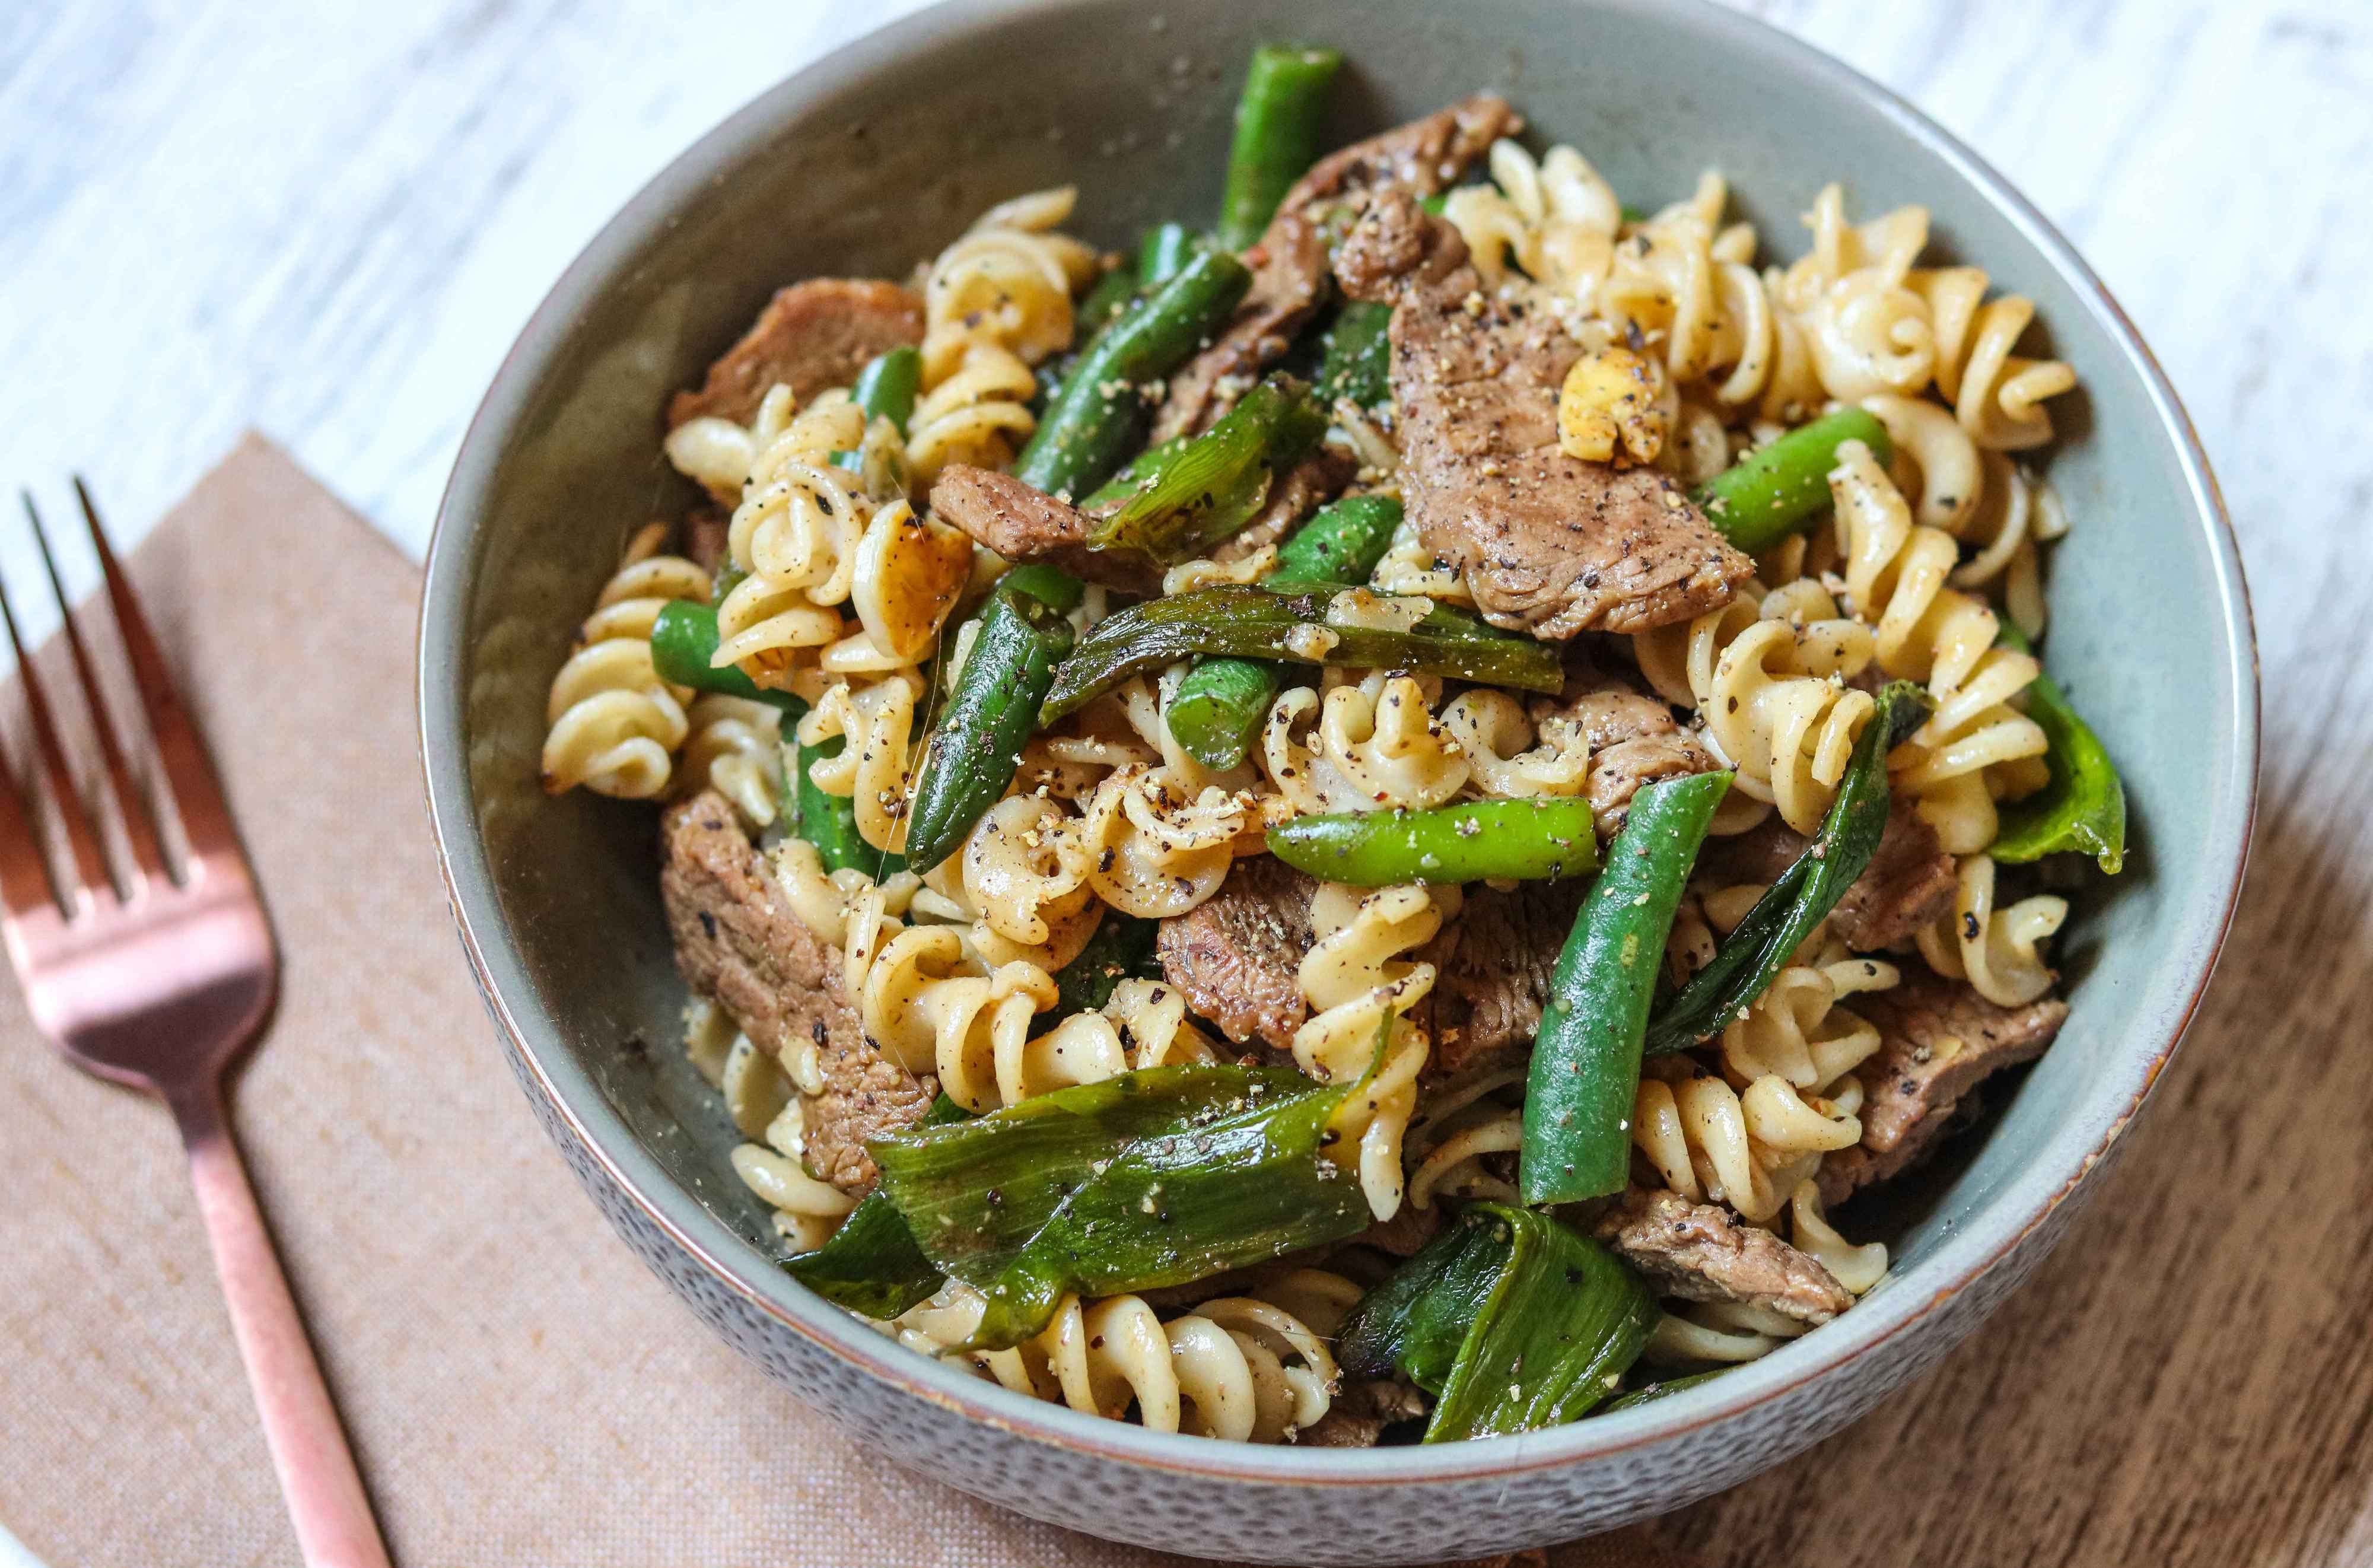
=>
[543,48,2123,1447]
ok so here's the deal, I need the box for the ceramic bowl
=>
[419,1,2256,1559]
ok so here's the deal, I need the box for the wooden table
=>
[5,1,2369,1564]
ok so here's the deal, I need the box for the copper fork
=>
[0,481,394,1568]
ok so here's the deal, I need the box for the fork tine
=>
[0,666,66,923]
[0,540,107,911]
[73,477,241,860]
[26,492,166,886]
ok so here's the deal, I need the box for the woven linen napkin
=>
[0,437,1701,1568]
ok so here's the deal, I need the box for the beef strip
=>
[1153,96,1520,442]
[1213,447,1358,564]
[1294,1378,1430,1449]
[1817,965,2068,1205]
[666,278,924,430]
[1697,791,1957,951]
[1158,857,1577,1071]
[1156,856,1318,1052]
[925,465,1163,594]
[682,507,730,579]
[1337,189,1753,638]
[1415,882,1579,1077]
[1529,658,1722,839]
[659,791,934,1195]
[1593,1187,1853,1325]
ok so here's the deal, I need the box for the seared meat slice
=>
[1154,95,1520,441]
[1162,861,1578,1068]
[1156,857,1319,1052]
[1594,1188,1853,1325]
[681,507,730,579]
[1294,1379,1429,1448]
[1817,965,2068,1205]
[1214,448,1358,565]
[660,792,933,1194]
[1697,791,1957,952]
[1337,190,1753,638]
[926,465,1163,594]
[667,278,924,429]
[1529,660,1722,839]
[1416,882,1579,1077]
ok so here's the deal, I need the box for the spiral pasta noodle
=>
[918,187,1097,387]
[1630,1057,1862,1225]
[1293,882,1457,1222]
[1827,440,2047,851]
[1259,672,1470,815]
[1633,580,1876,835]
[798,673,923,856]
[906,341,1041,485]
[675,694,785,828]
[542,524,710,800]
[885,1271,1355,1442]
[1442,139,1623,295]
[1916,853,2067,1008]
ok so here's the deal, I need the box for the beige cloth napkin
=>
[0,438,1701,1567]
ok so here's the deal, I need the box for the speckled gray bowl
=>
[418,1,2256,1559]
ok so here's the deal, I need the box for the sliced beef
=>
[1161,861,1579,1067]
[925,465,1162,594]
[1337,190,1752,638]
[1593,1187,1853,1325]
[682,507,730,578]
[1357,1198,1445,1258]
[1415,882,1579,1077]
[1153,96,1520,441]
[1698,791,1957,951]
[1294,1378,1429,1448]
[1818,965,2068,1206]
[660,792,933,1194]
[1214,448,1358,565]
[667,278,924,429]
[1530,660,1722,839]
[1157,857,1318,1052]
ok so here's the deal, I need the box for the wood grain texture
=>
[2,0,2368,1563]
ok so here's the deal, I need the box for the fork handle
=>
[173,1083,396,1568]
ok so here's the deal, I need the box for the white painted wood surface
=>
[2,0,2368,1561]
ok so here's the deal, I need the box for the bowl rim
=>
[419,0,2259,1487]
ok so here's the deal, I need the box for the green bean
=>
[1990,624,2126,873]
[851,344,923,432]
[1044,581,1563,723]
[1074,265,1141,341]
[1214,46,1343,251]
[1013,249,1254,500]
[1138,222,1199,285]
[1083,376,1328,562]
[1691,407,1894,554]
[1313,301,1394,410]
[1274,491,1402,581]
[902,580,1077,874]
[1268,799,1602,885]
[649,599,785,707]
[1642,682,1929,1055]
[1519,770,1733,1206]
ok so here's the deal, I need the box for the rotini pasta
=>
[1828,440,2048,851]
[918,188,1097,386]
[1916,853,2067,1008]
[542,524,709,800]
[883,1272,1353,1442]
[1293,882,1457,1221]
